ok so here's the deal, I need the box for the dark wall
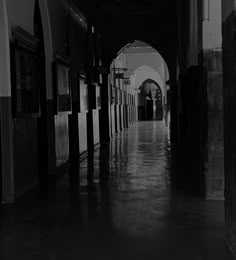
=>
[222,2,236,250]
[69,17,88,160]
[47,0,89,167]
[12,0,45,196]
[204,49,224,199]
[177,66,207,195]
[13,119,39,196]
[177,0,189,73]
[0,118,1,203]
[172,0,209,196]
[47,0,68,58]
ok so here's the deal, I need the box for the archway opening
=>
[139,78,163,121]
[109,40,170,135]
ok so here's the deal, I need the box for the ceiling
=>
[70,0,178,79]
[121,41,156,54]
[129,41,151,48]
[72,0,176,17]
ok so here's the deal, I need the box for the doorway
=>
[146,100,154,119]
[110,40,169,128]
[141,79,163,121]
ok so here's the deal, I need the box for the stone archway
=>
[117,40,170,83]
[139,79,163,121]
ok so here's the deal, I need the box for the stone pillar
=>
[0,0,14,203]
[167,81,178,143]
[204,49,224,199]
[203,0,224,200]
[99,71,111,143]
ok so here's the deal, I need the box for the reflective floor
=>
[0,121,232,259]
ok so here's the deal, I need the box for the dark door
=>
[156,100,163,120]
[146,100,153,120]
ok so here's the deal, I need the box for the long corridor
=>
[0,121,230,259]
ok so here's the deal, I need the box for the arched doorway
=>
[139,79,163,121]
[110,40,169,132]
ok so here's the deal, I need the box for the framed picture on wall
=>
[53,56,72,114]
[11,26,41,117]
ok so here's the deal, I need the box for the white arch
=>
[38,0,53,99]
[127,52,169,83]
[113,58,123,69]
[116,40,170,83]
[134,65,165,96]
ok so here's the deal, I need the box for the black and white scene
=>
[0,0,234,259]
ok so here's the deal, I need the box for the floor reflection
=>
[0,121,231,259]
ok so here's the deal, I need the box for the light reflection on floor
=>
[0,121,231,259]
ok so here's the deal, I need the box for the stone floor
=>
[0,121,233,259]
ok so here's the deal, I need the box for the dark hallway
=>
[1,0,236,258]
[0,122,229,259]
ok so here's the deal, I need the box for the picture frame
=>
[11,27,41,117]
[53,56,72,114]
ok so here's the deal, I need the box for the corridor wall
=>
[0,0,105,203]
[203,0,224,200]
[222,0,236,254]
[0,0,14,203]
[177,0,224,199]
[5,0,47,198]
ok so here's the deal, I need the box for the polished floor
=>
[0,121,232,259]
